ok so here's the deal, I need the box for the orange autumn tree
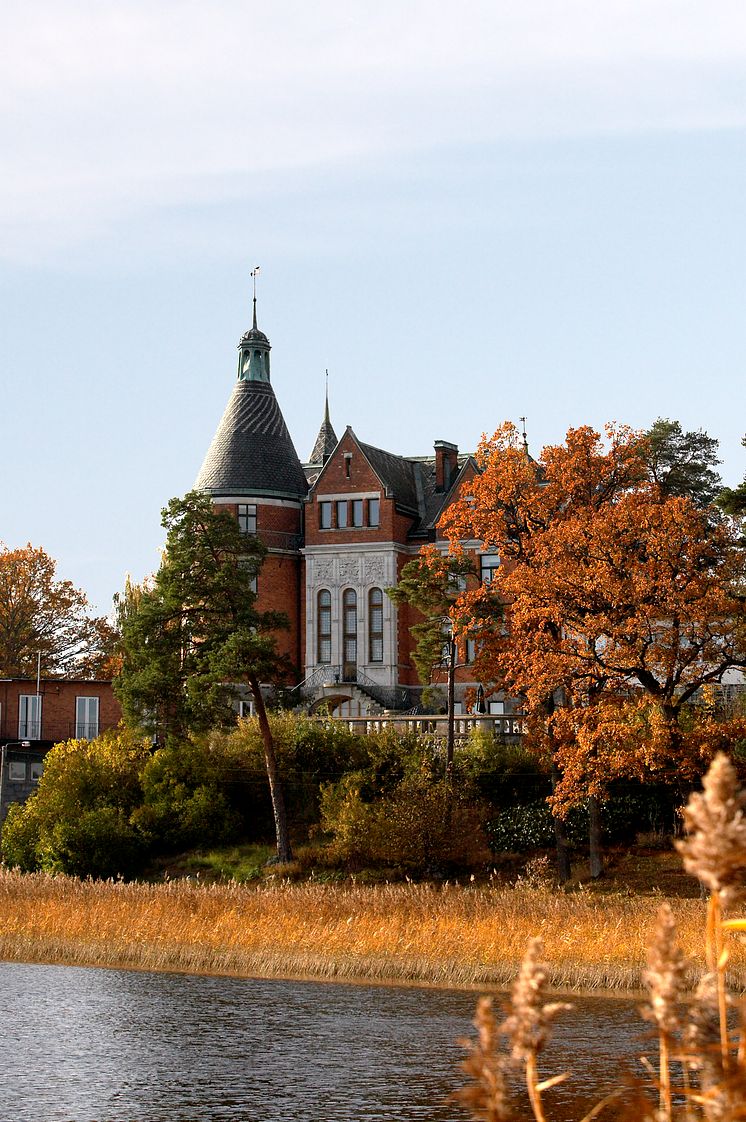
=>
[441,423,746,834]
[0,542,115,679]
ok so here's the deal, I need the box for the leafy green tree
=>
[719,436,746,517]
[115,491,295,862]
[0,542,115,678]
[387,546,477,777]
[644,418,722,507]
[1,729,150,877]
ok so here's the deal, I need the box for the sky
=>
[2,0,745,616]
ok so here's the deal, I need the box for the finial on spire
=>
[324,369,330,422]
[251,265,261,329]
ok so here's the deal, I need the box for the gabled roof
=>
[195,380,308,500]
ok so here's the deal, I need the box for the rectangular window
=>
[368,497,380,527]
[465,638,476,664]
[30,762,44,783]
[18,695,41,740]
[319,501,332,529]
[237,504,257,534]
[352,499,364,527]
[76,696,99,740]
[317,590,332,664]
[489,701,505,715]
[336,500,348,528]
[480,553,501,584]
[368,588,384,663]
[238,700,255,719]
[8,761,26,782]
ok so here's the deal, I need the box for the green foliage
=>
[719,434,746,517]
[387,549,477,685]
[1,728,150,877]
[133,737,243,852]
[645,417,722,507]
[114,491,288,740]
[484,786,680,855]
[319,771,486,873]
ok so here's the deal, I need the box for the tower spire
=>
[308,370,338,466]
[519,415,529,456]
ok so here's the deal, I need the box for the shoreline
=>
[0,943,651,998]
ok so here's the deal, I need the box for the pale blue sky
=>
[2,1,745,615]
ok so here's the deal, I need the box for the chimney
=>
[434,440,459,492]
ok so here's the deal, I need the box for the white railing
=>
[319,713,527,740]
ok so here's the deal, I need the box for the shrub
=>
[1,728,150,877]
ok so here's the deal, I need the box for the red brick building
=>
[195,300,510,718]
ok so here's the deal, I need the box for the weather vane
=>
[250,266,260,327]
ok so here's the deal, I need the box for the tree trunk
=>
[550,760,572,884]
[249,674,293,863]
[446,638,456,784]
[588,795,603,879]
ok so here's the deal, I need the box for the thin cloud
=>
[2,0,746,261]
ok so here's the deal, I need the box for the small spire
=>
[519,415,529,456]
[250,265,259,327]
[309,370,338,465]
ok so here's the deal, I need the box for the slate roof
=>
[308,408,338,466]
[195,380,308,499]
[356,435,472,537]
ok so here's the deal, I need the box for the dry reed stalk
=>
[0,871,730,991]
[642,903,687,1122]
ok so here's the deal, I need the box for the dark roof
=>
[195,380,308,499]
[356,435,472,535]
[308,411,338,465]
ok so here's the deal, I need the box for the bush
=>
[320,771,488,873]
[1,728,150,877]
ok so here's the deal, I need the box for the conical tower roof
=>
[195,303,308,501]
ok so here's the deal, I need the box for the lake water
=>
[2,962,649,1121]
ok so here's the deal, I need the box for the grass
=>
[1,867,743,993]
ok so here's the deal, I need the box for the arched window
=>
[342,589,357,681]
[317,589,331,663]
[368,587,384,663]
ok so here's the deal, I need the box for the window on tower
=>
[238,504,257,534]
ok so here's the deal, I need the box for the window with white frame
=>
[489,700,505,715]
[238,699,255,719]
[317,589,332,663]
[368,588,384,663]
[30,761,44,783]
[76,696,99,740]
[18,695,41,739]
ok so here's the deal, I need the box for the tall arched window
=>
[342,589,357,681]
[368,587,384,663]
[317,589,331,663]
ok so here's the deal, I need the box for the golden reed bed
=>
[0,868,740,992]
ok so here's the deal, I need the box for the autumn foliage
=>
[0,542,115,679]
[440,423,746,807]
